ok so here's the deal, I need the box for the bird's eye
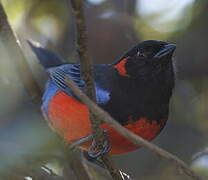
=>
[137,51,147,58]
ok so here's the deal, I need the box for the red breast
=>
[48,91,166,154]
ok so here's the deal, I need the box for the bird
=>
[29,40,176,156]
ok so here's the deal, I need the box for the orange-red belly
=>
[48,91,166,154]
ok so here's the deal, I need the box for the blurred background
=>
[0,0,208,179]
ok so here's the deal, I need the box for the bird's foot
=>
[69,130,110,159]
[87,130,110,159]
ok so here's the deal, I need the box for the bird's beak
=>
[154,44,176,59]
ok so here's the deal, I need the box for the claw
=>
[69,130,110,159]
[87,130,110,158]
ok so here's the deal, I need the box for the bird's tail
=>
[28,40,63,69]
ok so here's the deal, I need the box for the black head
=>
[113,40,176,79]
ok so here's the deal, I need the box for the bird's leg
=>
[69,134,94,148]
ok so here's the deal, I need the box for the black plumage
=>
[29,40,176,127]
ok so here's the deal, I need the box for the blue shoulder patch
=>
[95,82,110,105]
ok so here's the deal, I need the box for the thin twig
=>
[63,149,93,180]
[70,0,122,179]
[70,0,103,149]
[65,77,204,180]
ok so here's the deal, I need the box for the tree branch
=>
[0,2,91,180]
[65,77,204,180]
[69,0,122,179]
[0,1,42,104]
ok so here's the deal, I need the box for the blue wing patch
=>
[48,64,85,96]
[42,64,110,117]
[48,64,110,105]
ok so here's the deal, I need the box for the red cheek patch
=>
[113,57,130,77]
